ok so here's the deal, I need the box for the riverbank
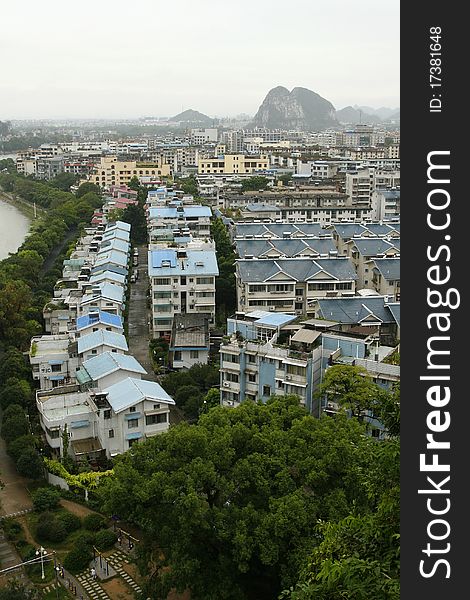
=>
[0,188,46,220]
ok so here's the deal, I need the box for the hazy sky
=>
[1,0,399,120]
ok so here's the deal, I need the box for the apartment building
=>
[342,237,400,289]
[198,154,269,175]
[88,156,171,188]
[239,204,371,225]
[147,204,212,240]
[345,168,400,205]
[371,189,400,220]
[329,222,400,255]
[236,257,357,315]
[219,311,318,409]
[148,248,219,337]
[29,334,78,391]
[235,237,337,259]
[296,160,338,178]
[36,377,174,460]
[77,330,128,362]
[169,314,210,369]
[190,128,218,145]
[368,257,401,300]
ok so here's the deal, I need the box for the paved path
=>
[0,426,33,517]
[127,245,155,379]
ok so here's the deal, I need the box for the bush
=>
[63,545,93,574]
[95,529,117,552]
[2,518,23,541]
[35,511,67,543]
[16,448,44,480]
[74,530,96,549]
[32,487,61,512]
[7,434,37,462]
[57,510,81,532]
[82,513,107,531]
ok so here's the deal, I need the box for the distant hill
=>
[336,106,382,125]
[355,105,399,120]
[169,109,214,125]
[250,86,337,130]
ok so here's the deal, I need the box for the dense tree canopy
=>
[210,217,236,321]
[99,396,398,600]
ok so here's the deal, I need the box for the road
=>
[0,424,33,518]
[126,246,185,425]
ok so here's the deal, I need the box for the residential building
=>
[87,156,171,188]
[342,237,400,289]
[148,248,219,337]
[77,330,128,362]
[371,188,400,220]
[236,257,357,315]
[367,257,401,300]
[147,205,212,240]
[75,311,124,337]
[29,334,78,391]
[198,154,269,175]
[169,314,210,369]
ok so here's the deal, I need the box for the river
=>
[0,197,31,260]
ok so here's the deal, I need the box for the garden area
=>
[2,487,118,586]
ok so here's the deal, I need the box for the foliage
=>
[121,202,147,245]
[8,434,38,462]
[160,363,220,419]
[99,396,384,600]
[0,579,41,600]
[177,175,198,196]
[2,517,23,540]
[57,510,82,532]
[241,176,269,191]
[43,457,114,491]
[16,447,44,479]
[48,172,79,192]
[95,529,118,551]
[76,182,101,198]
[210,218,236,321]
[1,410,29,444]
[63,537,94,573]
[317,364,379,419]
[35,511,68,543]
[82,512,107,531]
[32,487,61,512]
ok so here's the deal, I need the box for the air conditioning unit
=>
[285,375,292,381]
[227,401,234,406]
[223,381,230,387]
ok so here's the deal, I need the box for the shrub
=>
[2,518,23,541]
[63,546,93,574]
[95,529,117,552]
[35,511,67,543]
[7,434,37,462]
[57,510,81,532]
[82,513,107,531]
[32,487,61,512]
[74,531,96,549]
[16,448,44,480]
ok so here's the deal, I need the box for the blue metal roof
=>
[76,311,123,331]
[78,330,128,354]
[89,271,126,286]
[79,352,147,382]
[125,432,143,440]
[148,250,218,277]
[254,312,297,327]
[102,377,175,413]
[94,251,128,268]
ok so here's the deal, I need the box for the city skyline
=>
[1,0,399,120]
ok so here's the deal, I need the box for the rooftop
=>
[77,330,128,354]
[102,377,175,413]
[76,352,146,384]
[76,311,123,331]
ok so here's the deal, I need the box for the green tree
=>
[0,579,41,600]
[317,364,380,420]
[48,172,79,192]
[76,182,101,198]
[121,203,147,244]
[16,447,44,479]
[241,176,269,192]
[128,175,141,191]
[99,397,378,600]
[1,411,29,444]
[7,434,37,462]
[0,378,32,409]
[31,487,61,512]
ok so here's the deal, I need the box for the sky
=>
[1,0,399,120]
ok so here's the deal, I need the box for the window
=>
[108,429,114,438]
[128,418,139,429]
[174,351,182,361]
[190,350,199,359]
[248,373,256,383]
[146,413,167,425]
[153,404,161,410]
[263,385,271,397]
[196,277,214,285]
[155,278,171,286]
[103,409,111,420]
[129,407,136,413]
[51,364,62,372]
[247,354,256,363]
